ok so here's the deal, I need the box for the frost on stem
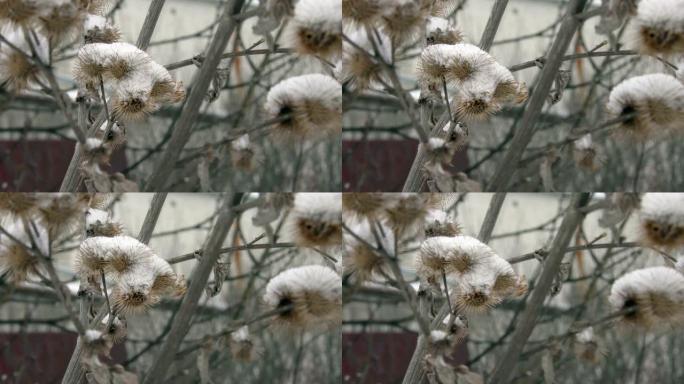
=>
[606,73,684,137]
[289,193,342,248]
[264,73,342,140]
[291,0,342,60]
[639,193,684,249]
[262,265,342,329]
[609,266,684,329]
[635,0,684,56]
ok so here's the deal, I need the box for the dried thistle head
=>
[609,266,684,329]
[0,0,39,26]
[383,193,442,236]
[262,265,342,329]
[292,0,342,60]
[380,0,431,46]
[265,74,341,140]
[38,194,89,239]
[607,74,684,138]
[0,48,41,91]
[342,193,385,218]
[38,2,86,43]
[0,243,41,284]
[455,89,500,121]
[426,17,463,45]
[639,193,684,250]
[342,29,389,90]
[0,193,38,218]
[635,0,684,57]
[228,326,258,362]
[455,283,500,313]
[290,193,342,248]
[342,0,384,25]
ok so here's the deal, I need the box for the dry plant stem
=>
[402,192,507,384]
[138,192,168,243]
[402,0,509,192]
[487,0,590,191]
[143,193,243,384]
[59,0,167,192]
[488,193,590,384]
[100,270,112,316]
[99,75,110,121]
[144,0,247,191]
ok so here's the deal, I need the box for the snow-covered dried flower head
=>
[573,326,604,364]
[84,13,120,44]
[609,266,684,328]
[230,134,255,171]
[0,28,47,91]
[74,42,150,85]
[455,83,500,121]
[453,271,501,313]
[0,0,40,26]
[149,256,185,297]
[418,44,494,85]
[82,329,112,357]
[39,1,87,42]
[343,220,394,282]
[38,194,90,238]
[263,265,342,328]
[418,235,494,286]
[379,0,431,45]
[574,134,602,172]
[425,137,456,166]
[112,264,160,314]
[383,193,442,236]
[0,218,48,283]
[342,192,386,219]
[606,74,684,137]
[291,0,342,60]
[426,17,463,45]
[76,235,155,277]
[639,193,684,249]
[423,208,460,238]
[0,193,38,217]
[290,193,342,248]
[635,0,684,56]
[489,63,527,104]
[342,0,386,24]
[101,314,127,343]
[147,61,185,103]
[342,28,391,90]
[112,74,159,121]
[85,207,123,237]
[264,74,342,140]
[229,326,257,362]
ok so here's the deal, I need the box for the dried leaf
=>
[547,69,571,105]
